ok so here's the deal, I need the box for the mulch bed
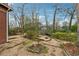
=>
[63,43,79,56]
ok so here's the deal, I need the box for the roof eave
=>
[0,3,12,11]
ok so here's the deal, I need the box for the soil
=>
[63,43,79,56]
[0,34,70,56]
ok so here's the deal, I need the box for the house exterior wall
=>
[0,10,6,44]
[0,3,9,44]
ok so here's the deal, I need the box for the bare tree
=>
[20,4,26,33]
[10,3,26,34]
[52,4,58,32]
[35,9,40,32]
[55,19,60,31]
[44,9,49,33]
[10,4,20,28]
[64,5,75,32]
[31,8,35,25]
[31,5,40,33]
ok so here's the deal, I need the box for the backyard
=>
[0,34,71,56]
[0,3,79,56]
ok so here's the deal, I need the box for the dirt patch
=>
[0,35,67,56]
[63,43,79,56]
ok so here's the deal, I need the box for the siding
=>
[0,11,6,44]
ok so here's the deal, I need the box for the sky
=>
[9,3,77,27]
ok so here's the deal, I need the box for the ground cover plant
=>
[52,32,77,42]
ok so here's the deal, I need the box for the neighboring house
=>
[0,3,11,44]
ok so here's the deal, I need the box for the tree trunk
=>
[68,14,73,32]
[44,9,49,33]
[68,10,75,32]
[53,7,57,32]
[20,4,25,34]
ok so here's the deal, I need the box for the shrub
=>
[52,32,77,42]
[26,30,38,40]
[71,24,77,32]
[8,28,17,36]
[25,24,40,43]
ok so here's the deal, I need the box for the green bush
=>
[71,24,77,32]
[52,32,77,42]
[26,30,38,40]
[8,28,17,36]
[25,24,40,42]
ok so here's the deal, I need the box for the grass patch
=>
[22,40,33,46]
[52,32,77,42]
